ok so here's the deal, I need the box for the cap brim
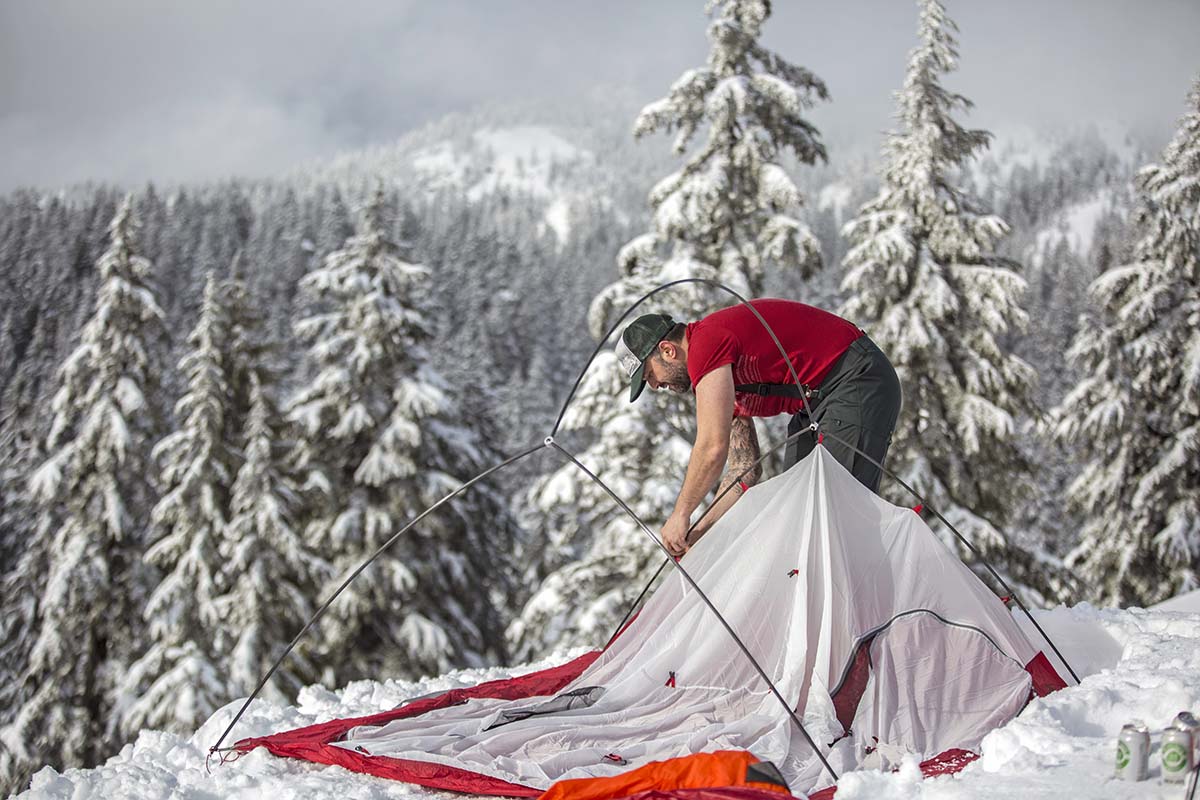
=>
[629,363,647,402]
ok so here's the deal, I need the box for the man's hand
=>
[661,511,692,558]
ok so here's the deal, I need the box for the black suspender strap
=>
[735,382,817,399]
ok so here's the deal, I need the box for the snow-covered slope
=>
[1029,189,1118,266]
[14,605,1200,800]
[297,117,611,245]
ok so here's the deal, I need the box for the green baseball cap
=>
[615,313,676,402]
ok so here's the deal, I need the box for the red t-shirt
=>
[685,299,863,417]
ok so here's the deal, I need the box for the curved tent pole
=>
[546,438,841,785]
[211,278,820,762]
[551,278,817,437]
[207,442,547,758]
[211,275,1080,779]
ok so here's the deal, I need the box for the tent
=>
[236,445,1065,796]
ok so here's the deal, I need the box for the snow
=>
[1031,189,1115,264]
[410,142,469,188]
[817,181,853,221]
[408,126,591,242]
[987,125,1056,176]
[1154,589,1200,614]
[466,126,589,202]
[541,196,571,242]
[14,604,1200,799]
[474,126,582,165]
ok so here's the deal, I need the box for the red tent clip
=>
[787,569,799,577]
[665,671,676,688]
[912,504,923,514]
[603,753,628,766]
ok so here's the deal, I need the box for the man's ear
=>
[657,340,676,361]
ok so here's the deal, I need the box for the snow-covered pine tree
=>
[114,272,237,737]
[837,0,1059,599]
[221,251,270,423]
[288,186,511,683]
[210,253,329,699]
[629,0,826,296]
[218,371,329,699]
[2,195,164,780]
[509,0,828,659]
[1052,77,1200,606]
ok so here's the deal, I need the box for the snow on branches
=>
[633,0,827,291]
[1053,76,1200,606]
[5,195,166,775]
[287,185,511,682]
[839,0,1062,601]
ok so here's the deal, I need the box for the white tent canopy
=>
[331,446,1056,795]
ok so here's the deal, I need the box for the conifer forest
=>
[0,0,1196,792]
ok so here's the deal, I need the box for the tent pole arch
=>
[552,277,818,436]
[211,275,1078,776]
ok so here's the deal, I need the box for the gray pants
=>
[783,336,902,494]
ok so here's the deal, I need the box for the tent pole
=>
[547,439,842,785]
[207,442,548,759]
[551,278,816,438]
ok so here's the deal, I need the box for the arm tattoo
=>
[721,416,762,492]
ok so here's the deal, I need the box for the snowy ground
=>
[15,601,1200,800]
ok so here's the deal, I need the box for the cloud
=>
[0,91,349,189]
[1,0,1198,192]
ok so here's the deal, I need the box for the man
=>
[615,298,901,557]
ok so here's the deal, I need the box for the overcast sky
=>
[1,1,1196,192]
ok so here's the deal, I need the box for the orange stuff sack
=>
[538,750,792,800]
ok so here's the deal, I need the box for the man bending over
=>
[615,299,902,557]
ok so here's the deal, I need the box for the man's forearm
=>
[722,416,762,490]
[671,442,728,521]
[690,417,761,541]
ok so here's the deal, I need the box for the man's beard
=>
[658,360,692,394]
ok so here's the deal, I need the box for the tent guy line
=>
[207,278,1079,780]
